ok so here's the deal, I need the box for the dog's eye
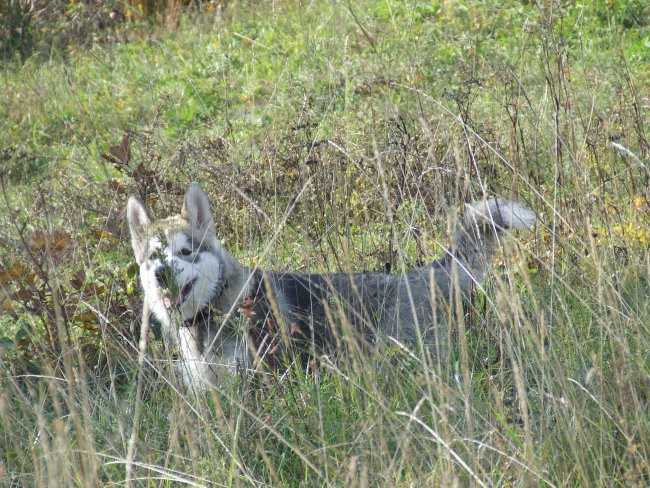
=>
[180,248,192,256]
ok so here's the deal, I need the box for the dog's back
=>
[245,198,535,356]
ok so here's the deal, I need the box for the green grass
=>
[1,0,649,486]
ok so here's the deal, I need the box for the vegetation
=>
[1,0,648,485]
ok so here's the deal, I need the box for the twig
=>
[125,299,150,486]
[611,141,648,174]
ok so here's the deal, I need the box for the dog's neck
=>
[181,270,256,328]
[212,247,255,316]
[180,257,255,329]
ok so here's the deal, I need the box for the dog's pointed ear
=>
[126,196,152,264]
[181,183,215,240]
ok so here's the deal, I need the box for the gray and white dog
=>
[127,183,535,388]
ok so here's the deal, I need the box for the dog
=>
[127,183,535,388]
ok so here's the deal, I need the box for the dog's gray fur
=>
[127,183,535,388]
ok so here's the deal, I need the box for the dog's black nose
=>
[154,267,172,288]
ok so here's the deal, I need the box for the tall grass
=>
[0,0,648,486]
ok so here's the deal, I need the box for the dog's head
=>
[126,184,226,325]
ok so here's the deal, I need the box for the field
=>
[0,0,648,486]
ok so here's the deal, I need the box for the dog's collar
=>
[182,303,222,328]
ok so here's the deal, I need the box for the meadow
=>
[0,0,648,486]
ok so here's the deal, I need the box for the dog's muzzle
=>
[154,266,174,289]
[154,264,198,309]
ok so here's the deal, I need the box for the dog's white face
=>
[127,185,250,387]
[136,229,224,323]
[126,184,225,326]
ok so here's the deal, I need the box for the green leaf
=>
[126,262,139,279]
[15,328,29,341]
